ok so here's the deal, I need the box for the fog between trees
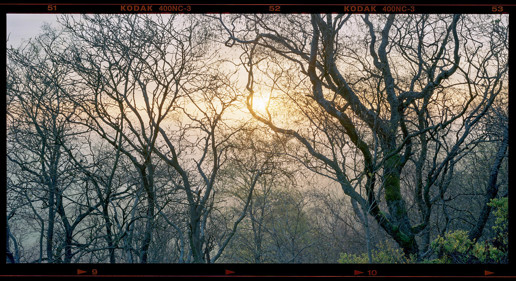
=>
[6,14,508,263]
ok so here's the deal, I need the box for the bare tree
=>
[217,125,303,263]
[55,14,254,263]
[6,13,507,264]
[7,26,104,263]
[218,14,508,258]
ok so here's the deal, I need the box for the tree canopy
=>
[6,13,508,264]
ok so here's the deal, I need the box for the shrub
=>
[338,197,508,264]
[431,230,475,263]
[338,241,416,264]
[430,197,508,264]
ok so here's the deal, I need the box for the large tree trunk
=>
[101,202,116,263]
[468,127,508,241]
[63,232,73,263]
[46,185,56,263]
[140,164,155,264]
[189,211,204,263]
[384,154,418,257]
[6,221,15,263]
[365,152,418,259]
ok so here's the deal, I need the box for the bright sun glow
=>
[251,93,271,114]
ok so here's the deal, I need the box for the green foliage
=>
[431,230,474,263]
[486,197,508,262]
[338,252,369,264]
[338,241,416,264]
[488,197,508,249]
[470,241,506,263]
[338,197,508,264]
[430,197,508,264]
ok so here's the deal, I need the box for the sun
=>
[250,93,271,115]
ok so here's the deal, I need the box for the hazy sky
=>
[7,14,60,47]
